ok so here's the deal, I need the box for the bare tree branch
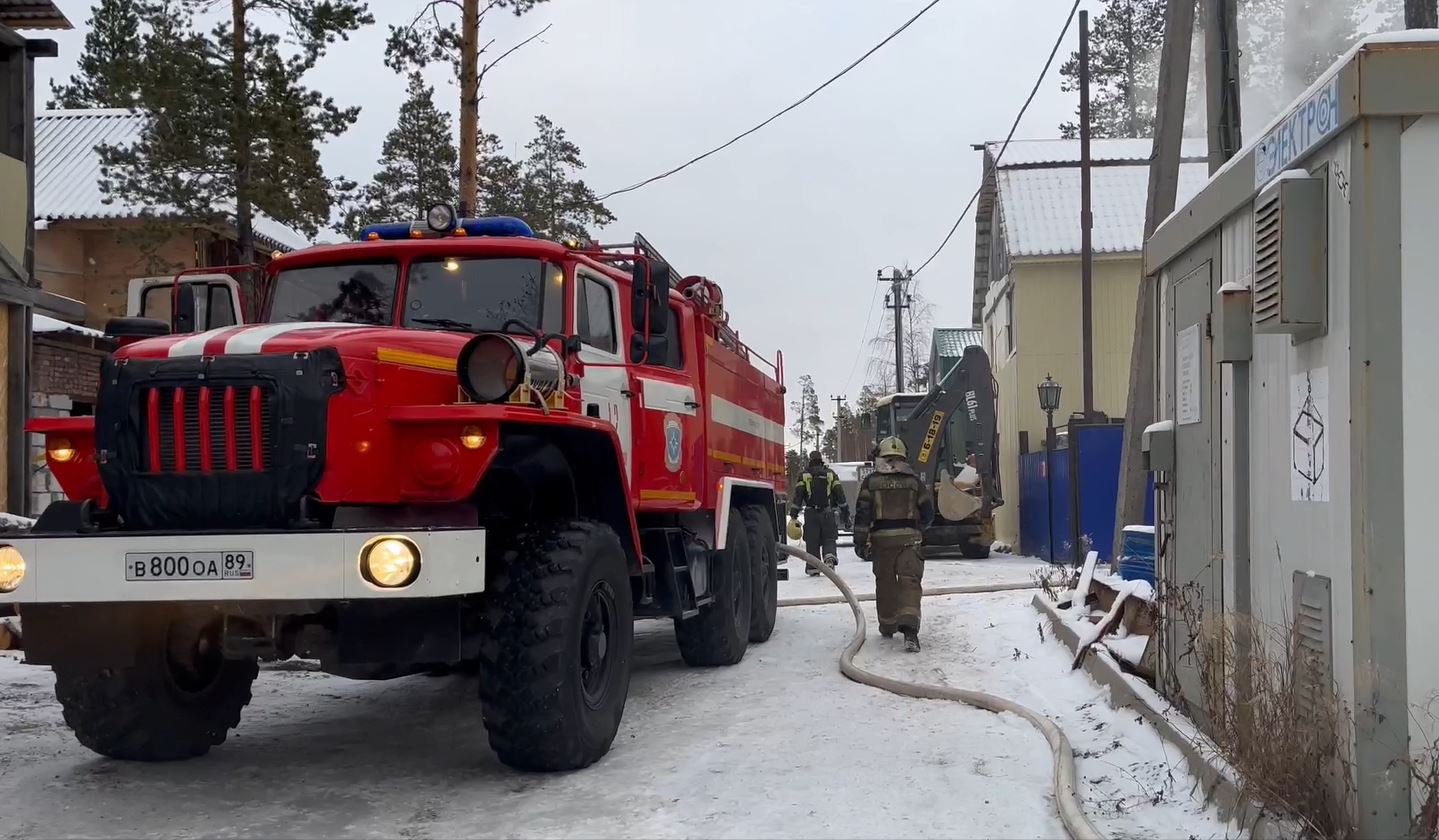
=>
[479,23,553,82]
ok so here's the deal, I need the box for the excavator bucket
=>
[936,471,982,522]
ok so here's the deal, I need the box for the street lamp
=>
[1037,375,1062,563]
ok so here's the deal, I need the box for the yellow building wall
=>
[986,255,1142,549]
[0,153,27,266]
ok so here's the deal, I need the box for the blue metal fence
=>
[1018,423,1153,563]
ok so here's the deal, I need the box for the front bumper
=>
[0,528,486,604]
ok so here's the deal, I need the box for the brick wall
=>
[30,336,108,516]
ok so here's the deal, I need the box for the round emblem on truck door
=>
[663,413,683,473]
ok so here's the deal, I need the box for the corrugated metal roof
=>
[35,109,309,252]
[933,327,981,358]
[983,137,1210,167]
[0,0,71,29]
[997,162,1211,257]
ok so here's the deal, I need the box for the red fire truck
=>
[1,208,787,772]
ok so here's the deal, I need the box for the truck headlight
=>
[0,545,26,593]
[359,536,421,588]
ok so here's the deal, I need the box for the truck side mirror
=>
[629,259,673,338]
[172,282,197,334]
[104,316,171,339]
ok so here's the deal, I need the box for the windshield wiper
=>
[412,317,480,333]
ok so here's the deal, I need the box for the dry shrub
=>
[1033,563,1079,605]
[1164,582,1355,838]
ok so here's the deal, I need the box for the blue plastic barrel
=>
[1116,525,1156,586]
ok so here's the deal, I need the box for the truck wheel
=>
[477,519,633,772]
[960,540,992,560]
[740,505,778,643]
[675,508,752,666]
[51,617,257,761]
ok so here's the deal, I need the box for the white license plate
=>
[125,551,255,582]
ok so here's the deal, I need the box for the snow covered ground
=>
[0,549,1239,839]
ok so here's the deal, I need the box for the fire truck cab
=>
[5,209,787,772]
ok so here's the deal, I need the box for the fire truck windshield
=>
[403,257,563,335]
[267,257,564,334]
[270,263,398,324]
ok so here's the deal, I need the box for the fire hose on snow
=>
[775,544,1105,840]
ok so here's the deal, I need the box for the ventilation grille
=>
[1253,193,1282,326]
[1292,571,1333,724]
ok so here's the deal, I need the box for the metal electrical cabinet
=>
[1142,33,1439,837]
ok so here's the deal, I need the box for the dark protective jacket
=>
[852,459,935,546]
[790,464,848,515]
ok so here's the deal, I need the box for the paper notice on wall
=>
[1176,323,1201,425]
[1290,367,1330,502]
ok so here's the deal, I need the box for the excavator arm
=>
[893,344,1003,518]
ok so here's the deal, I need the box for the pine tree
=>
[1239,0,1364,128]
[1058,0,1166,139]
[385,0,553,213]
[519,115,615,240]
[49,0,146,109]
[99,0,370,311]
[788,375,824,455]
[343,73,457,236]
[477,132,528,218]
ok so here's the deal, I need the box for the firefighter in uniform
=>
[853,436,935,652]
[789,451,850,576]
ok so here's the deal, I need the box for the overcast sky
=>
[34,0,1083,427]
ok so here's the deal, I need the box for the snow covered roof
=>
[932,327,981,359]
[970,137,1211,322]
[33,313,104,339]
[34,110,310,252]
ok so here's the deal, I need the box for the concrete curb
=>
[1032,594,1286,838]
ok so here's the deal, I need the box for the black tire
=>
[675,508,752,666]
[960,540,992,560]
[477,519,633,772]
[51,617,257,761]
[740,505,778,643]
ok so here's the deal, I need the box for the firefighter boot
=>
[902,629,921,653]
[879,624,896,639]
[823,553,838,570]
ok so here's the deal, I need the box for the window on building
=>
[577,276,617,353]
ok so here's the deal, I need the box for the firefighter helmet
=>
[877,436,907,459]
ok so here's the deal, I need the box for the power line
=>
[597,0,946,201]
[841,282,882,395]
[911,0,1082,288]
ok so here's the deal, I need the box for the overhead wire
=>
[840,282,882,396]
[597,0,946,201]
[910,0,1083,291]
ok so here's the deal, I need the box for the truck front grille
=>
[138,384,275,474]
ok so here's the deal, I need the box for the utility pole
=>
[1203,0,1243,173]
[1113,0,1196,569]
[831,395,846,460]
[457,0,480,217]
[879,268,912,393]
[1407,0,1437,28]
[1079,9,1095,419]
